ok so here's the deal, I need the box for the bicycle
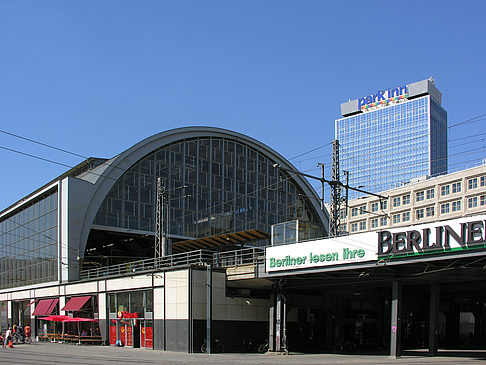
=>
[258,339,269,354]
[12,333,31,344]
[334,339,356,353]
[201,338,225,353]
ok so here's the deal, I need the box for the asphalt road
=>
[2,342,486,365]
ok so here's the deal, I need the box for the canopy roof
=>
[171,229,270,253]
[32,298,59,316]
[61,296,91,311]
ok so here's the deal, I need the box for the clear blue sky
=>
[1,0,486,210]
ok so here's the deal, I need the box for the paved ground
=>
[2,342,486,365]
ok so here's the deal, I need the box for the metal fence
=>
[80,249,214,280]
[79,247,268,281]
[214,247,266,268]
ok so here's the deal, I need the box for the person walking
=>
[4,327,12,348]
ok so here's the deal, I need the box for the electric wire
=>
[1,110,486,247]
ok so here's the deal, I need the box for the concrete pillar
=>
[59,296,66,316]
[390,280,401,358]
[98,293,108,345]
[428,283,440,355]
[7,300,12,327]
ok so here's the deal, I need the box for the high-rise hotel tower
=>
[336,78,447,199]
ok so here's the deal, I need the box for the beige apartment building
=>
[343,164,486,234]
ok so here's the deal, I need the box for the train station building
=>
[1,126,486,357]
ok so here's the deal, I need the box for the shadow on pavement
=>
[402,349,486,360]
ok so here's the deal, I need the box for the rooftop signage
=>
[266,214,486,273]
[358,85,408,111]
[266,233,377,272]
[340,79,441,117]
[378,214,486,259]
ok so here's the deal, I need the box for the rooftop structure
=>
[336,78,448,199]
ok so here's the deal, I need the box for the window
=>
[351,223,358,232]
[340,210,346,219]
[441,203,450,214]
[416,191,424,201]
[402,212,410,221]
[452,182,461,193]
[426,188,435,200]
[371,218,378,228]
[359,205,366,215]
[481,176,486,187]
[402,195,410,205]
[481,195,486,206]
[380,200,388,210]
[393,214,401,224]
[371,202,378,212]
[392,197,401,207]
[351,207,359,217]
[452,200,461,212]
[468,178,478,190]
[380,216,387,226]
[359,221,366,230]
[416,208,424,219]
[426,206,435,217]
[468,197,478,209]
[441,185,450,196]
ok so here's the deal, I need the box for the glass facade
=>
[94,137,322,240]
[336,96,447,199]
[0,189,58,289]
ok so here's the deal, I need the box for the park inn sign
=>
[265,214,486,273]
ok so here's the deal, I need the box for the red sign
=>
[117,311,139,319]
[110,325,117,345]
[127,326,133,347]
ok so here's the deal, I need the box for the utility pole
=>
[155,177,169,259]
[316,163,325,211]
[343,170,350,222]
[329,140,341,236]
[273,140,387,236]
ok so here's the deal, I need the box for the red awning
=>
[61,296,91,311]
[32,298,59,316]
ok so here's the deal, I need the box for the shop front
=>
[62,295,99,337]
[108,290,153,348]
[11,300,31,329]
[32,297,59,337]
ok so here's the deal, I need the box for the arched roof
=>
[68,127,329,277]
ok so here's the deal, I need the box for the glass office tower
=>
[336,79,447,200]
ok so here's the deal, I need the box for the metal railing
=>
[214,247,266,268]
[80,249,214,280]
[80,246,268,281]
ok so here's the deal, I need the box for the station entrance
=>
[259,253,486,356]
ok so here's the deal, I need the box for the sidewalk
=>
[1,342,485,365]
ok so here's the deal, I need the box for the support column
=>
[7,300,12,327]
[98,293,108,345]
[390,280,401,358]
[270,282,287,353]
[268,293,275,352]
[205,266,212,353]
[275,293,282,352]
[428,283,440,356]
[59,296,66,316]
